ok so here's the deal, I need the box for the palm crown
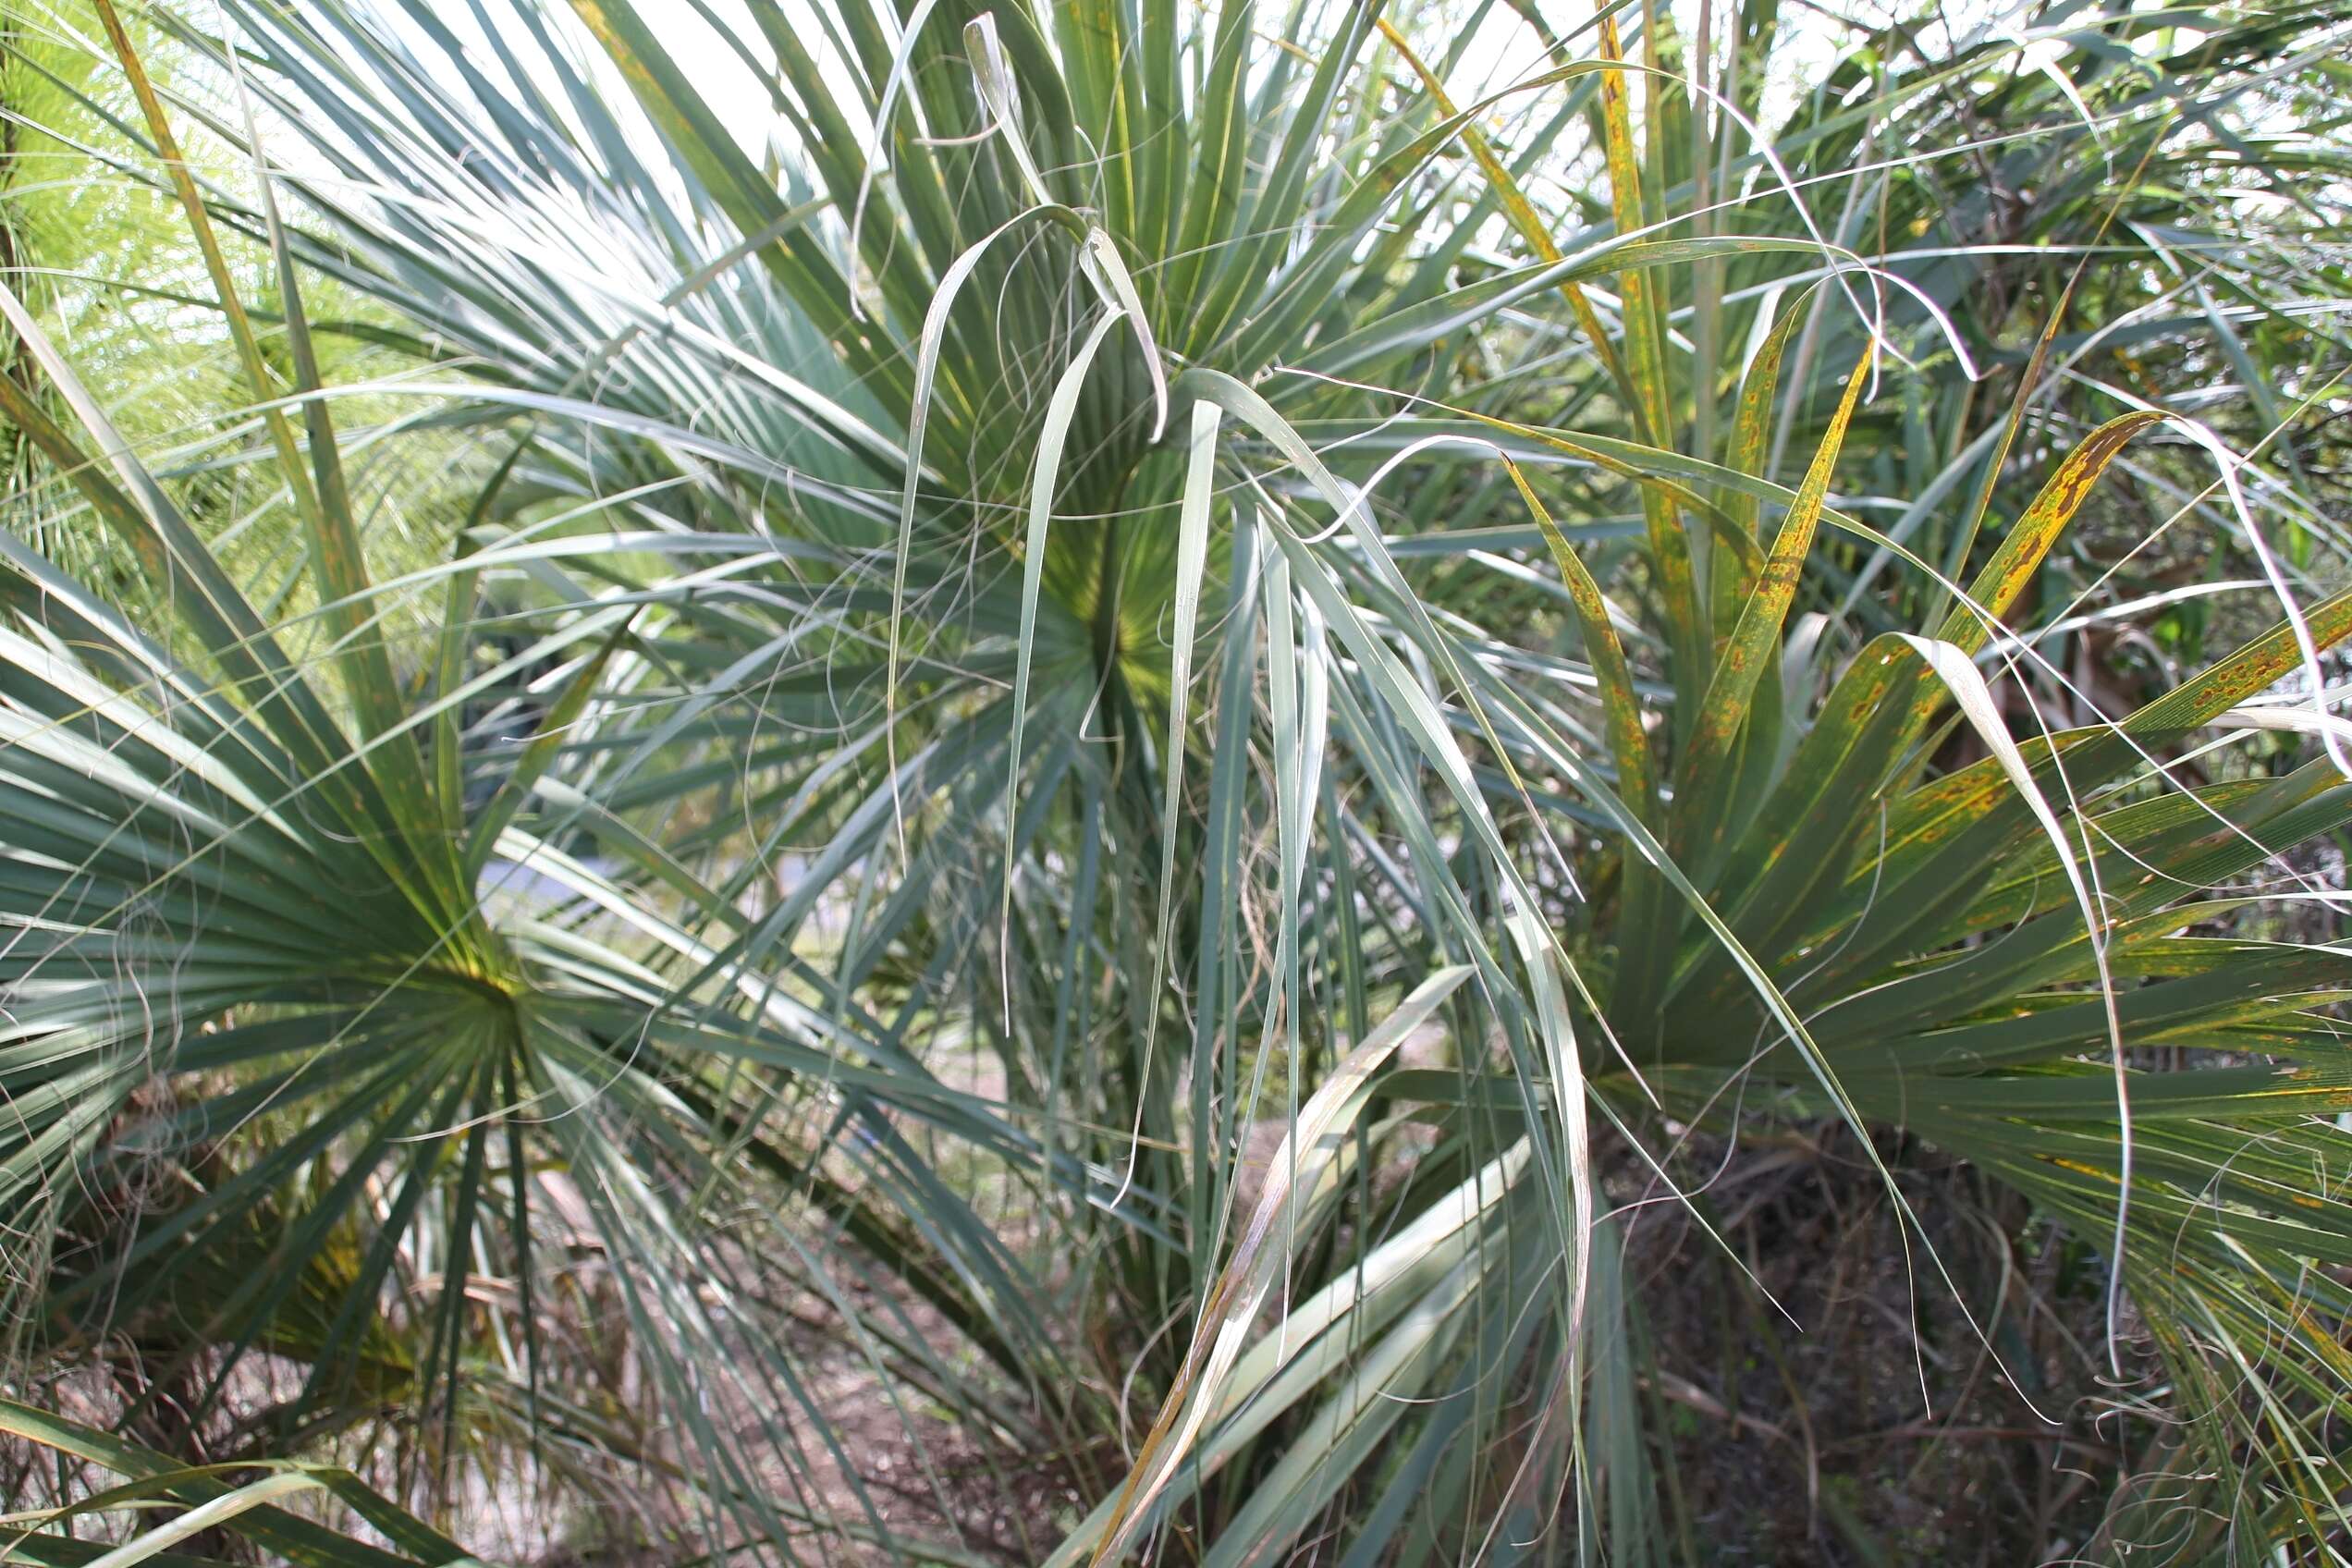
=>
[2,0,2348,1561]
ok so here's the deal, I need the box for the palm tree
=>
[1,0,2347,1560]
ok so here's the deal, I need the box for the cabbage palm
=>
[1,0,2347,1562]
